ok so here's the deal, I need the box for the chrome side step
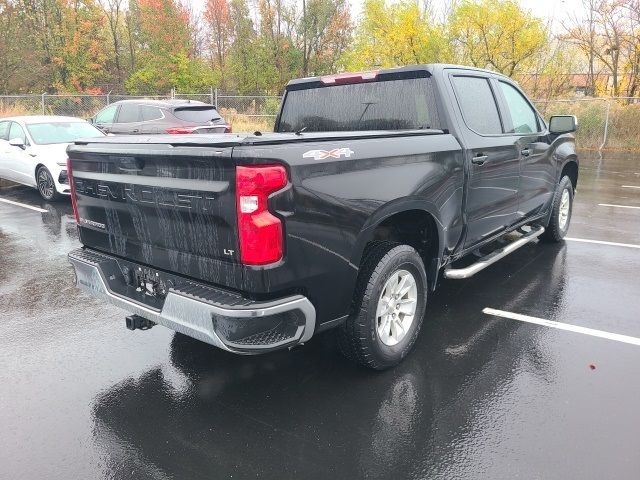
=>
[444,226,545,280]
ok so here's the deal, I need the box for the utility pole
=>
[303,0,307,76]
[587,0,596,95]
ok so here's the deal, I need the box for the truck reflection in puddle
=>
[90,244,568,479]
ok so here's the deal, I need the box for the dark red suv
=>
[90,99,231,135]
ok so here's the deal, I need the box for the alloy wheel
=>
[558,188,570,231]
[38,169,55,200]
[375,269,418,346]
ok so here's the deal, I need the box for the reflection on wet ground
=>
[1,150,640,479]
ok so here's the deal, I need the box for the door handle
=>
[521,148,531,157]
[472,154,488,166]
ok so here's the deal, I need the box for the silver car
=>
[90,99,231,135]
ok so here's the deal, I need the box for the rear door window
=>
[173,107,221,123]
[141,105,164,121]
[451,76,503,135]
[116,104,140,123]
[277,77,440,132]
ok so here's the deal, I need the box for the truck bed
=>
[67,128,459,308]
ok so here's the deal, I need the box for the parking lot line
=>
[621,185,640,189]
[0,197,48,213]
[565,237,640,249]
[598,203,640,210]
[483,308,640,346]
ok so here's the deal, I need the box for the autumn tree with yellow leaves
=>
[341,0,451,69]
[448,0,548,77]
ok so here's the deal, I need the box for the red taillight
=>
[166,127,195,134]
[320,70,379,85]
[236,165,287,265]
[66,157,80,224]
[224,124,232,133]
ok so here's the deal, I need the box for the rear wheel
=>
[542,175,573,242]
[36,166,60,201]
[337,242,427,370]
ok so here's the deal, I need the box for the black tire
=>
[337,242,428,370]
[542,175,574,242]
[36,166,61,201]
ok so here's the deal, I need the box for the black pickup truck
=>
[67,64,578,369]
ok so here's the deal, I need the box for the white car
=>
[0,116,105,200]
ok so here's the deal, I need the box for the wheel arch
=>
[351,200,444,290]
[560,157,579,191]
[34,162,48,179]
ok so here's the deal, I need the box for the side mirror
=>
[9,137,25,149]
[549,115,577,135]
[87,117,94,124]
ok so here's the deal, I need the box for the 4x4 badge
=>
[303,148,354,160]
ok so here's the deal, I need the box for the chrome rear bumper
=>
[68,248,316,353]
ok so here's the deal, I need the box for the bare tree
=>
[596,0,627,96]
[98,0,125,86]
[625,0,640,96]
[561,0,600,95]
[181,0,206,58]
[563,0,629,96]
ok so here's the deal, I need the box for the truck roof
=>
[286,64,510,88]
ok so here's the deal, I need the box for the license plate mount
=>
[134,268,169,298]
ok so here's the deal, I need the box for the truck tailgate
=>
[67,141,242,289]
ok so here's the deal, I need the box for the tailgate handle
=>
[115,156,145,172]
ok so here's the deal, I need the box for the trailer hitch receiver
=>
[126,314,156,331]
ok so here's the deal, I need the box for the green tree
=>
[125,0,219,93]
[56,0,109,92]
[225,0,278,93]
[257,0,301,92]
[14,0,109,92]
[298,0,352,76]
[0,0,39,93]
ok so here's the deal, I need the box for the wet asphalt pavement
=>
[1,151,640,480]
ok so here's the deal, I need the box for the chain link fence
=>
[0,89,281,132]
[2,91,640,149]
[534,97,640,151]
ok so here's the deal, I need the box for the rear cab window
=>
[173,107,221,124]
[276,71,441,132]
